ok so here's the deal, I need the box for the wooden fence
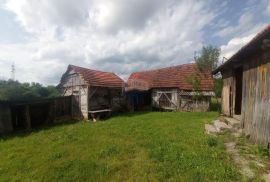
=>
[0,96,81,134]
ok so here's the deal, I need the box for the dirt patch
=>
[225,142,254,179]
[263,173,270,182]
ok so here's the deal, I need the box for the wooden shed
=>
[0,96,77,134]
[0,101,13,134]
[213,25,270,145]
[126,64,215,111]
[58,65,125,120]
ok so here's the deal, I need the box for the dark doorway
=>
[127,91,151,111]
[30,103,50,127]
[11,106,27,130]
[234,67,243,115]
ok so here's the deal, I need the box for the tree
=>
[195,45,220,72]
[195,45,222,98]
[184,74,202,100]
[214,77,222,98]
[193,45,223,111]
[0,80,60,101]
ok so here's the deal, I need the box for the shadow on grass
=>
[0,112,152,141]
[0,119,80,141]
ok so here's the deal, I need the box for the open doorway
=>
[11,105,27,130]
[234,67,243,115]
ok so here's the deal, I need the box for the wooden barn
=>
[213,25,270,145]
[58,65,125,120]
[126,64,214,111]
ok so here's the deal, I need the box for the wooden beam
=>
[88,87,98,99]
[25,105,31,130]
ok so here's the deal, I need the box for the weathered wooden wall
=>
[152,89,178,110]
[241,50,270,145]
[0,96,80,134]
[89,87,124,112]
[221,70,234,116]
[61,71,89,119]
[0,102,13,134]
[221,49,270,145]
[151,88,211,112]
[178,95,211,112]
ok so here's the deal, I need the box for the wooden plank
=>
[25,105,31,129]
[88,109,112,114]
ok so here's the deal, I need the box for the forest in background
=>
[0,80,60,101]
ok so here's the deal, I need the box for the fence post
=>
[25,105,31,130]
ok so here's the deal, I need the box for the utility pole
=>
[11,63,15,81]
[194,51,197,60]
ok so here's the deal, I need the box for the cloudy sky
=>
[0,0,269,85]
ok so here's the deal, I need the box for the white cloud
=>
[218,0,270,63]
[220,33,255,59]
[1,0,216,85]
[264,0,270,16]
[214,12,254,38]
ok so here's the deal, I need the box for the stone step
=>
[205,124,218,135]
[205,119,234,135]
[223,117,240,127]
[233,114,241,121]
[213,120,232,132]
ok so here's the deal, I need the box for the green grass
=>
[0,112,241,181]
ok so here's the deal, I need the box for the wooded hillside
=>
[0,80,60,101]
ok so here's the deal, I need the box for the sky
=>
[0,0,270,85]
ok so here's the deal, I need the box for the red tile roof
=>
[127,63,214,91]
[65,65,124,88]
[213,24,270,74]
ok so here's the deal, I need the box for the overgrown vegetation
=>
[210,97,221,112]
[0,112,241,181]
[195,45,222,97]
[207,137,218,147]
[185,45,223,111]
[0,80,60,101]
[184,74,203,99]
[214,77,222,98]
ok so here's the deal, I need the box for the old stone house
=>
[126,63,214,111]
[58,65,125,119]
[213,25,270,145]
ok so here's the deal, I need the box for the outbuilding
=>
[126,63,214,111]
[213,25,270,145]
[58,65,125,120]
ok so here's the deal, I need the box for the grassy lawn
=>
[0,112,241,181]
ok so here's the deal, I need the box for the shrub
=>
[207,137,218,147]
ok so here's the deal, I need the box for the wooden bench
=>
[88,109,112,122]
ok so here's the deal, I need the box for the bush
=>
[207,137,218,147]
[210,98,221,112]
[256,146,269,157]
